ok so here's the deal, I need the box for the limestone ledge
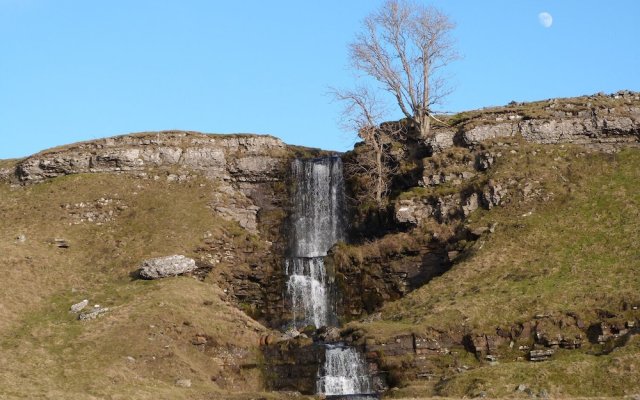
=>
[13,131,289,183]
[426,91,640,152]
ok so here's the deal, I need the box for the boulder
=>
[175,379,192,388]
[138,255,197,279]
[70,299,89,313]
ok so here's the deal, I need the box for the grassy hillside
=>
[0,172,301,399]
[351,144,640,397]
[1,135,639,399]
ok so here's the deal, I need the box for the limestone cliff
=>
[427,90,640,153]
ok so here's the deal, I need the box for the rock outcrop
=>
[328,240,451,317]
[14,131,289,183]
[262,336,326,394]
[427,91,640,153]
[262,330,389,395]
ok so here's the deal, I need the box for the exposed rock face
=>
[15,131,288,183]
[327,239,450,318]
[262,331,388,395]
[393,183,504,227]
[0,167,13,182]
[336,307,640,388]
[138,255,197,279]
[462,122,519,146]
[480,180,507,209]
[452,91,640,150]
[262,336,326,393]
[425,128,456,153]
[394,200,432,225]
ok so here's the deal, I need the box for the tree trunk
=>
[418,113,431,139]
[375,141,383,206]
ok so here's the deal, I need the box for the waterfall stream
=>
[286,157,344,329]
[285,257,328,329]
[317,345,373,396]
[286,156,374,397]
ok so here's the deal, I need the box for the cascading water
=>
[286,156,374,397]
[289,157,344,259]
[286,157,344,329]
[317,345,373,396]
[285,258,328,329]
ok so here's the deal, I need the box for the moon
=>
[538,12,553,28]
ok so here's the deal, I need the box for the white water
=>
[285,258,328,329]
[286,156,373,396]
[286,157,344,329]
[289,157,345,257]
[317,345,373,395]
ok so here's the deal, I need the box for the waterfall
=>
[285,258,328,329]
[290,157,345,258]
[317,345,373,396]
[286,156,373,397]
[286,156,344,329]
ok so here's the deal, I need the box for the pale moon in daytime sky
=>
[538,11,553,28]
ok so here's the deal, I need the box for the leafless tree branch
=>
[348,0,459,139]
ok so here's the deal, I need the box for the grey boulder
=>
[138,255,197,279]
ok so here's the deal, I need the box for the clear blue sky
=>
[1,1,639,158]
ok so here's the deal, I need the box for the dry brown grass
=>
[0,172,283,399]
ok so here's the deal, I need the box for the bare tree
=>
[332,86,403,207]
[349,0,458,139]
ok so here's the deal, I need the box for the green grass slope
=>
[352,145,640,398]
